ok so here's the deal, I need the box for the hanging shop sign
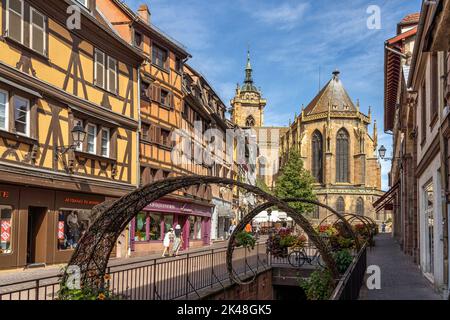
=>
[1,220,11,242]
[57,221,65,240]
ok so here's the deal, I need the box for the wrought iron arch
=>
[319,213,375,240]
[64,176,339,285]
[226,198,361,285]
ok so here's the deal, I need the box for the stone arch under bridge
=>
[65,176,344,285]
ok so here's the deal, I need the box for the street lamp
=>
[55,121,87,158]
[378,145,402,162]
[378,145,387,160]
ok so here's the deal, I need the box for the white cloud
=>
[250,2,309,30]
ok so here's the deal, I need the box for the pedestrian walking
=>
[162,228,174,257]
[228,222,236,239]
[245,223,252,233]
[172,224,183,257]
[381,222,386,233]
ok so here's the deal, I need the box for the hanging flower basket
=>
[233,231,256,250]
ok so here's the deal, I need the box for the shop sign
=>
[64,197,101,206]
[1,220,11,242]
[57,221,65,240]
[0,191,9,199]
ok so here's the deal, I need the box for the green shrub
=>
[333,249,353,274]
[299,269,334,300]
[234,231,256,250]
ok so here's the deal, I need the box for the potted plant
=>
[234,231,256,251]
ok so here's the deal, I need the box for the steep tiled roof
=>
[303,70,357,115]
[400,13,420,24]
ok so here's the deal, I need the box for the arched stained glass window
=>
[336,197,345,214]
[312,130,323,183]
[356,197,364,216]
[336,128,349,182]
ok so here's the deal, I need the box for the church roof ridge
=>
[303,70,358,116]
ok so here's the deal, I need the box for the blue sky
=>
[127,0,422,190]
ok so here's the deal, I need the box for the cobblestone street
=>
[359,234,442,300]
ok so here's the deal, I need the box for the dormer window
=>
[134,31,143,49]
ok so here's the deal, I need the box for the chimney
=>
[137,4,151,24]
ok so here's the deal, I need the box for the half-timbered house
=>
[0,0,143,268]
[97,0,227,254]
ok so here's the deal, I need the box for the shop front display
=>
[130,198,213,255]
[0,183,109,270]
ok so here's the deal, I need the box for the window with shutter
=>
[152,44,168,69]
[7,0,24,44]
[430,53,438,121]
[312,130,323,183]
[107,57,117,94]
[13,96,30,136]
[160,89,170,107]
[100,128,110,157]
[87,124,97,154]
[161,129,171,147]
[141,82,150,100]
[0,90,9,131]
[95,50,105,89]
[141,123,150,141]
[336,128,349,183]
[30,7,46,55]
[421,82,427,144]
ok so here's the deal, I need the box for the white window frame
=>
[75,0,89,8]
[107,56,117,94]
[13,95,30,137]
[100,127,110,157]
[6,0,25,44]
[29,7,47,56]
[0,89,9,131]
[86,123,97,154]
[94,49,106,89]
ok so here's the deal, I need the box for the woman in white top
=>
[162,228,174,257]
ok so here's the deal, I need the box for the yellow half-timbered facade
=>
[0,0,143,268]
[97,0,230,255]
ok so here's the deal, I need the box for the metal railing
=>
[0,243,269,300]
[330,244,367,300]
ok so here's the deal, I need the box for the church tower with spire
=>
[230,51,267,128]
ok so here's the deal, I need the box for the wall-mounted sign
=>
[0,191,9,199]
[63,198,101,206]
[57,221,65,240]
[1,220,11,242]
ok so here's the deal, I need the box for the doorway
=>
[27,207,47,265]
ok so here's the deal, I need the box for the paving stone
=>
[359,234,442,300]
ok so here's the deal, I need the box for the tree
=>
[256,177,271,195]
[274,149,316,213]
